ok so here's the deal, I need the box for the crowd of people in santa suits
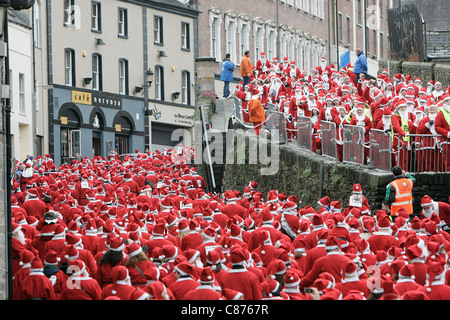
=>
[234,53,450,171]
[9,149,450,300]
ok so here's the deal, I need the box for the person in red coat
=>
[16,258,56,300]
[124,242,157,289]
[21,188,48,220]
[101,265,136,300]
[301,236,354,287]
[235,85,252,123]
[218,246,262,300]
[394,263,424,297]
[183,267,224,300]
[335,259,371,299]
[434,95,450,171]
[420,195,450,231]
[12,250,35,300]
[61,260,102,300]
[405,244,428,287]
[420,260,450,300]
[350,105,373,164]
[367,214,397,253]
[416,104,442,172]
[391,100,416,170]
[196,226,221,266]
[334,105,349,162]
[168,261,200,300]
[95,234,126,288]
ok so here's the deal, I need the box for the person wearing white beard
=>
[392,101,416,170]
[434,94,450,171]
[432,81,444,101]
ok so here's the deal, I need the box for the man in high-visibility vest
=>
[385,166,415,221]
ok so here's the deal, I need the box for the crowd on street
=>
[10,148,450,300]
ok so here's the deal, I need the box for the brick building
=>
[189,0,329,94]
[189,0,391,95]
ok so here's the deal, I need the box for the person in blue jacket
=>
[220,53,235,99]
[353,49,368,82]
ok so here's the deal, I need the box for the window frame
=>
[181,70,190,105]
[118,7,128,38]
[64,0,75,27]
[119,58,129,95]
[19,73,25,114]
[91,1,102,33]
[65,48,75,87]
[181,21,190,50]
[92,53,102,91]
[154,65,164,101]
[154,15,164,45]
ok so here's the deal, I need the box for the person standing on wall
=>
[240,50,252,87]
[220,53,235,99]
[353,49,368,84]
[385,165,415,222]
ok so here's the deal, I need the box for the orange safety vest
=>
[389,178,413,216]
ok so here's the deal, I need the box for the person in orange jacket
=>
[249,88,266,136]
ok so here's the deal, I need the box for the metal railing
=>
[231,100,450,173]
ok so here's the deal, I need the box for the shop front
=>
[52,87,145,165]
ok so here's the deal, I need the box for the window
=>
[92,54,102,91]
[91,1,101,32]
[64,0,75,27]
[303,0,309,13]
[210,17,219,59]
[254,25,264,59]
[19,73,25,113]
[380,33,384,58]
[181,71,190,105]
[267,29,276,60]
[154,66,164,101]
[61,128,81,161]
[181,22,190,50]
[65,49,75,87]
[356,0,362,25]
[154,16,163,44]
[33,3,40,47]
[373,30,377,57]
[239,22,250,59]
[346,16,351,45]
[338,13,343,42]
[119,59,128,95]
[118,7,128,37]
[225,18,237,62]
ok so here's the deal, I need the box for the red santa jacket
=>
[61,276,102,300]
[219,267,263,300]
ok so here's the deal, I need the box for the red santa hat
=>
[421,195,433,207]
[174,261,194,276]
[284,269,301,288]
[325,236,341,251]
[199,266,215,284]
[318,196,331,207]
[127,242,143,258]
[44,250,61,266]
[67,259,86,276]
[352,183,362,194]
[19,250,36,266]
[112,265,129,283]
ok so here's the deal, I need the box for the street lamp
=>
[146,68,154,87]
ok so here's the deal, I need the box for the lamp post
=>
[144,68,154,151]
[0,0,35,300]
[0,3,12,300]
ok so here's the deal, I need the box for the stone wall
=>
[378,59,450,87]
[220,133,450,215]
